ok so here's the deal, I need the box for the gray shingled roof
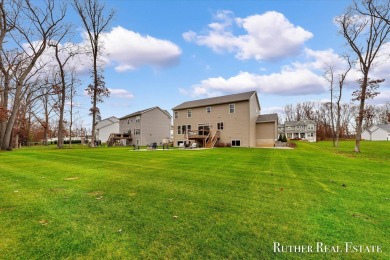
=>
[377,124,390,132]
[120,106,171,120]
[285,120,315,126]
[95,116,119,129]
[172,91,257,110]
[256,113,278,123]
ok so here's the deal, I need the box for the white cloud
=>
[367,90,390,105]
[183,10,313,61]
[262,106,284,115]
[184,68,327,98]
[103,26,181,72]
[37,26,182,75]
[108,88,134,99]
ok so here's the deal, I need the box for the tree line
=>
[0,0,114,150]
[281,0,390,151]
[281,101,389,142]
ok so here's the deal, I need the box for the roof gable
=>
[96,116,119,129]
[120,106,171,120]
[172,91,258,110]
[377,124,390,132]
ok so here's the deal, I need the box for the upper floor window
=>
[187,109,192,118]
[206,106,211,114]
[127,119,130,124]
[135,116,140,123]
[134,129,140,135]
[177,126,182,135]
[217,122,224,130]
[229,104,235,114]
[174,111,178,119]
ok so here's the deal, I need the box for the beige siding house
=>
[172,91,278,148]
[119,106,171,146]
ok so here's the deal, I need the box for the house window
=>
[177,126,182,135]
[181,125,191,134]
[174,111,178,119]
[134,129,140,135]
[308,133,314,137]
[231,140,241,147]
[127,119,129,124]
[217,122,224,130]
[229,104,235,114]
[206,106,211,114]
[187,109,192,118]
[135,116,140,123]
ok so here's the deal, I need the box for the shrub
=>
[214,142,225,148]
[287,142,297,148]
[278,134,283,142]
[282,135,288,142]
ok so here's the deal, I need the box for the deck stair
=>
[205,131,220,148]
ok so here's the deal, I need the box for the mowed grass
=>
[0,141,388,259]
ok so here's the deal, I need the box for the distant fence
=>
[26,140,82,146]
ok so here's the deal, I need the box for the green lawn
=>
[0,141,389,259]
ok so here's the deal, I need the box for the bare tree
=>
[324,65,336,146]
[68,69,80,148]
[72,0,114,147]
[336,0,390,152]
[325,56,353,147]
[0,0,67,150]
[48,23,80,148]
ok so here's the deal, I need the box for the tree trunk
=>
[354,75,368,153]
[90,48,98,148]
[0,75,10,148]
[2,82,22,150]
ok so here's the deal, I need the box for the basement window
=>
[231,140,241,147]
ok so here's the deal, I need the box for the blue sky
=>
[63,0,390,128]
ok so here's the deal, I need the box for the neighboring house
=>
[172,91,278,148]
[95,116,119,143]
[279,120,317,142]
[362,124,390,141]
[119,106,172,146]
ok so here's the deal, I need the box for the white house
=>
[362,124,390,141]
[278,120,317,142]
[96,116,120,143]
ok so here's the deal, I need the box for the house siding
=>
[140,108,171,145]
[362,125,390,141]
[97,123,119,143]
[256,122,276,147]
[173,100,252,147]
[119,108,171,146]
[249,94,261,147]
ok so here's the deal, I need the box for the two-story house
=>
[279,120,317,142]
[95,116,119,144]
[172,91,278,148]
[119,106,171,146]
